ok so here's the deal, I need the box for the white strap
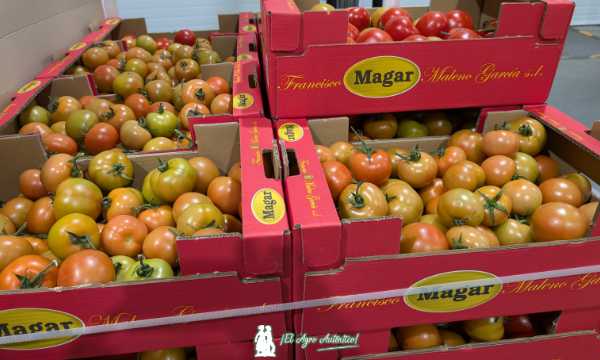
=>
[1,264,600,345]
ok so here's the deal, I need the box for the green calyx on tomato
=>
[66,230,97,249]
[123,255,174,281]
[111,255,136,281]
[16,259,58,289]
[477,189,509,226]
[348,182,367,209]
[397,147,421,162]
[173,129,193,149]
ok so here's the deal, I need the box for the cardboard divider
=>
[260,0,574,119]
[275,105,600,359]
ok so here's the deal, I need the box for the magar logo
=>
[0,308,84,350]
[254,325,276,357]
[343,56,421,98]
[277,123,304,142]
[251,188,285,225]
[404,270,502,313]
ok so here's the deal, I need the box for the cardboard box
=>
[0,117,292,359]
[346,331,600,360]
[260,0,574,119]
[275,104,600,358]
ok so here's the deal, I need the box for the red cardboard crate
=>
[260,0,574,119]
[0,117,291,359]
[275,104,600,358]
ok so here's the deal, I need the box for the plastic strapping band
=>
[2,264,600,345]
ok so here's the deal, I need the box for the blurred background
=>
[102,0,600,124]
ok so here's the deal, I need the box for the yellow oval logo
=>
[0,308,84,350]
[251,188,285,225]
[68,42,87,51]
[242,24,257,32]
[278,123,304,142]
[404,270,502,313]
[233,93,255,110]
[343,56,421,98]
[16,80,42,94]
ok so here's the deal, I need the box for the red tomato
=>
[347,23,359,41]
[206,76,230,95]
[380,8,411,28]
[384,16,419,41]
[531,202,587,242]
[0,255,57,290]
[347,7,371,31]
[156,37,172,49]
[356,28,393,43]
[42,133,78,155]
[322,161,352,201]
[174,29,196,45]
[415,11,449,37]
[404,34,428,42]
[539,178,583,207]
[447,27,481,40]
[348,148,392,186]
[19,169,47,200]
[446,10,474,30]
[535,155,560,183]
[84,123,119,155]
[57,249,115,286]
[401,222,448,253]
[124,93,151,118]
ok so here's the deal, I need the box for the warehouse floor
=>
[549,26,600,126]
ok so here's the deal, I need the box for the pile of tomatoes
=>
[0,148,242,291]
[310,4,482,43]
[137,347,188,360]
[352,110,477,140]
[18,31,234,155]
[317,115,598,250]
[390,313,555,351]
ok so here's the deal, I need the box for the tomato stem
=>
[67,231,96,249]
[135,255,154,278]
[110,163,133,181]
[13,223,27,236]
[157,158,169,172]
[102,196,112,210]
[195,88,206,101]
[349,182,366,209]
[518,123,533,137]
[17,259,58,289]
[477,190,508,226]
[70,153,85,177]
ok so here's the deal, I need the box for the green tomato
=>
[397,118,429,138]
[196,50,221,65]
[142,169,165,205]
[514,152,539,182]
[19,105,50,126]
[150,158,197,203]
[122,256,174,281]
[494,218,533,245]
[136,35,157,54]
[88,149,134,192]
[66,109,98,142]
[145,106,178,138]
[111,255,136,281]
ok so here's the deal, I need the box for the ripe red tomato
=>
[347,7,371,31]
[143,226,178,267]
[124,93,151,118]
[207,176,241,216]
[446,10,474,30]
[380,8,411,28]
[93,65,120,93]
[322,161,352,201]
[206,76,230,95]
[447,27,481,40]
[156,37,172,49]
[0,255,57,290]
[84,123,119,155]
[174,29,196,45]
[356,27,393,43]
[415,11,449,37]
[436,146,467,176]
[481,155,516,187]
[535,155,560,183]
[401,222,448,253]
[384,16,419,41]
[348,148,392,186]
[448,129,485,164]
[397,325,442,350]
[57,249,115,286]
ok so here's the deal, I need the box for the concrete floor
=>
[548,26,600,126]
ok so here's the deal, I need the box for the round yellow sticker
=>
[233,93,255,110]
[251,188,285,225]
[404,270,502,313]
[0,308,84,350]
[68,42,87,51]
[242,24,257,32]
[278,123,304,142]
[17,80,42,94]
